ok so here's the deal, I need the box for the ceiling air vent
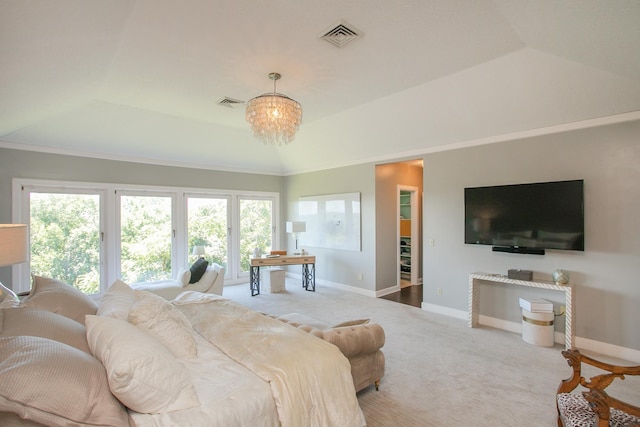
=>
[319,20,363,48]
[217,97,244,108]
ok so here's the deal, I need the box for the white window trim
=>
[184,192,232,279]
[236,194,278,278]
[12,178,279,293]
[116,190,178,281]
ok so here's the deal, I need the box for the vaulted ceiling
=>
[1,1,639,175]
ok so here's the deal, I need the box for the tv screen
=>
[464,180,584,252]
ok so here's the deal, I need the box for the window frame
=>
[185,192,232,279]
[12,178,279,294]
[236,195,277,277]
[116,189,178,283]
[15,183,107,295]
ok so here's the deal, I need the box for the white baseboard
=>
[422,304,640,363]
[286,272,377,298]
[376,285,401,297]
[421,302,467,320]
[575,336,640,363]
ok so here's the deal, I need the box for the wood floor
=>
[379,285,423,308]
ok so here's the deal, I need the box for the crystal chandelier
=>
[245,72,303,145]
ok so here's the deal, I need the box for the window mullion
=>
[12,178,279,293]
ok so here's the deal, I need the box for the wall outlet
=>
[358,272,363,281]
[436,287,443,296]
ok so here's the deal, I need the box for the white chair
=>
[131,263,224,300]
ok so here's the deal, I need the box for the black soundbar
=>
[492,246,545,255]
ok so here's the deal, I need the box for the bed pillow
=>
[0,336,128,427]
[0,411,47,426]
[0,283,20,309]
[195,266,218,288]
[333,318,370,328]
[189,258,208,283]
[97,279,135,320]
[177,268,191,286]
[128,290,197,359]
[0,307,91,353]
[22,275,98,324]
[85,315,200,414]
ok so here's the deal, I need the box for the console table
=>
[250,255,316,296]
[468,273,575,349]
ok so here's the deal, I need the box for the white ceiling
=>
[1,0,639,175]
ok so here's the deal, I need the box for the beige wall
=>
[284,164,376,291]
[422,119,640,350]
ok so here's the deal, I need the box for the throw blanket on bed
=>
[172,292,366,427]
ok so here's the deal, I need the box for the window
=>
[187,196,229,271]
[13,179,279,294]
[118,193,174,284]
[29,191,103,294]
[239,197,275,273]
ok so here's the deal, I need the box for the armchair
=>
[556,349,640,427]
[131,263,224,300]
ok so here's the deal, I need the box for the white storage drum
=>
[521,309,555,347]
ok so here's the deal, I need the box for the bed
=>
[0,276,366,427]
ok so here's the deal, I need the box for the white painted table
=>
[468,273,575,349]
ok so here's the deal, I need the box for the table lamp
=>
[0,224,28,304]
[286,221,306,254]
[192,245,206,259]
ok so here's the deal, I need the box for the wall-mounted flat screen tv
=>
[464,180,584,253]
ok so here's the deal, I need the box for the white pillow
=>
[1,308,91,354]
[128,290,197,359]
[22,275,98,324]
[97,280,135,320]
[0,335,129,426]
[177,268,191,287]
[332,318,371,328]
[0,283,20,309]
[197,266,218,287]
[85,315,200,414]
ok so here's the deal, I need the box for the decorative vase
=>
[252,248,262,258]
[552,269,570,284]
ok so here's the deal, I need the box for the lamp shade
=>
[192,245,205,257]
[286,221,306,233]
[0,224,28,267]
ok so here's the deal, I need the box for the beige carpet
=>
[223,279,636,427]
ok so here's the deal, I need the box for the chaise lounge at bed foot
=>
[274,312,385,392]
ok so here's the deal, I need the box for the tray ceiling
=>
[1,0,639,174]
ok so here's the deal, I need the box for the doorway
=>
[398,185,419,288]
[374,159,423,307]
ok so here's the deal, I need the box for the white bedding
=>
[172,292,366,427]
[129,332,279,427]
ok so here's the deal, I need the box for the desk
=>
[468,273,575,349]
[250,255,316,296]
